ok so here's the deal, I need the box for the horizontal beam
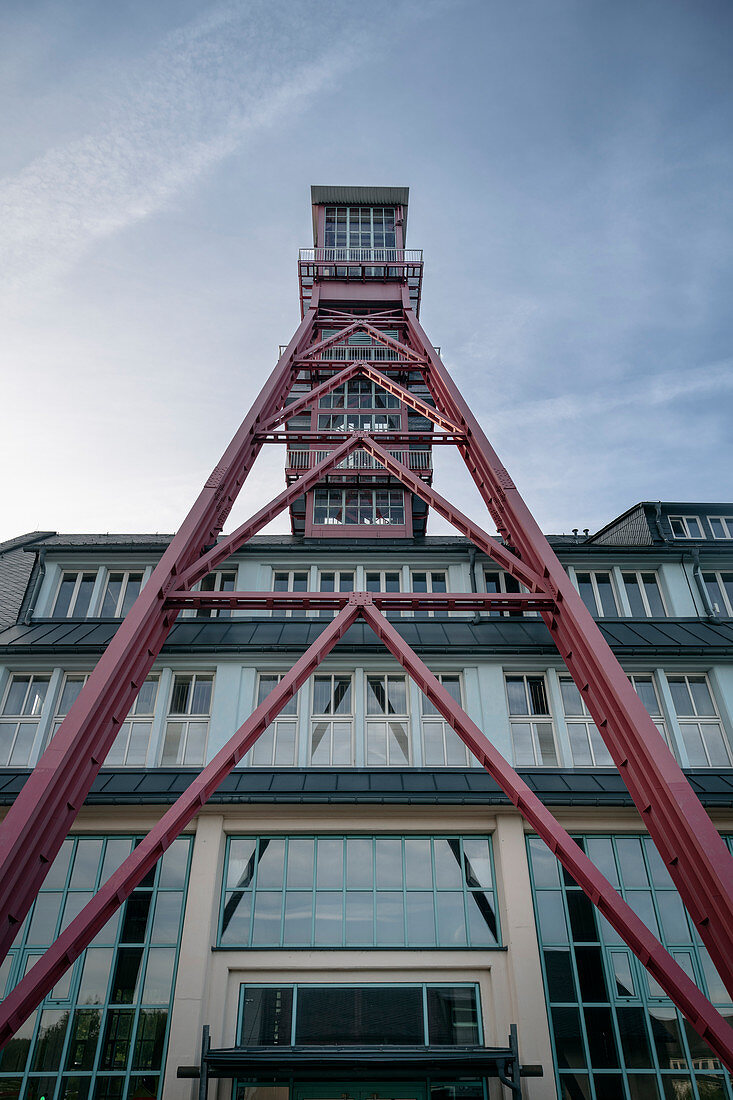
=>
[258,432,465,445]
[164,590,556,612]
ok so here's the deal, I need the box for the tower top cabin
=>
[286,186,431,540]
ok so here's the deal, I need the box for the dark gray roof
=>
[2,616,732,658]
[0,767,730,807]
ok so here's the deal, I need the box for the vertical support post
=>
[198,1025,210,1100]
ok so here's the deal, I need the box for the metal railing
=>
[299,247,423,263]
[286,449,432,472]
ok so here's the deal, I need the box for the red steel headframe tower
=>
[0,185,732,1067]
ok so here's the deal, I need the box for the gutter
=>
[690,548,719,622]
[23,547,47,625]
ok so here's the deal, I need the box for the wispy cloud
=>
[484,359,733,432]
[0,0,374,291]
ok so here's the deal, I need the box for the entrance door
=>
[295,1083,427,1100]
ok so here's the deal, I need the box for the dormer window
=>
[707,516,733,539]
[669,515,705,539]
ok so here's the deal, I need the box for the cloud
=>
[484,359,733,432]
[0,0,372,292]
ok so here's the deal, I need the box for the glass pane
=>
[623,574,646,617]
[314,891,342,945]
[689,677,715,716]
[426,986,479,1044]
[151,893,183,943]
[23,678,49,716]
[434,838,462,889]
[577,574,599,616]
[169,677,191,715]
[436,891,467,946]
[58,678,86,717]
[528,677,549,714]
[345,891,373,945]
[511,722,535,764]
[506,677,528,715]
[596,574,618,616]
[642,574,665,616]
[679,723,708,766]
[375,839,402,889]
[70,839,103,889]
[141,948,175,1002]
[552,1006,586,1068]
[346,838,372,889]
[376,893,404,944]
[190,677,212,714]
[295,986,423,1045]
[406,891,435,945]
[560,678,584,716]
[54,575,77,617]
[283,891,313,944]
[78,948,113,1004]
[101,575,123,617]
[536,723,558,765]
[240,987,293,1045]
[633,677,660,716]
[286,839,314,889]
[315,838,342,889]
[463,838,492,888]
[668,678,693,716]
[182,721,207,764]
[121,575,142,617]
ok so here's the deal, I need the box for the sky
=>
[1,0,732,543]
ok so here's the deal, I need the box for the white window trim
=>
[365,672,412,766]
[706,516,733,540]
[661,671,732,768]
[569,567,620,618]
[620,570,668,618]
[309,672,355,766]
[160,672,215,767]
[702,570,733,617]
[504,673,559,767]
[243,672,301,767]
[419,672,469,767]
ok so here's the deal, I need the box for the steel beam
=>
[0,603,360,1047]
[163,590,556,613]
[401,301,733,996]
[0,307,320,962]
[359,602,733,1071]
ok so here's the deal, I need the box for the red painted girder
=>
[263,362,462,435]
[163,590,556,612]
[0,603,360,1050]
[359,602,733,1071]
[401,302,733,997]
[262,432,463,444]
[301,320,426,364]
[0,307,321,964]
[176,434,364,591]
[357,437,545,593]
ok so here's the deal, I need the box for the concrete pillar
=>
[163,814,225,1100]
[494,814,556,1099]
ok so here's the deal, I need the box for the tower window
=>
[312,489,405,527]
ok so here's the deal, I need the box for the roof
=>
[310,185,410,244]
[1,766,730,808]
[0,532,54,630]
[3,616,733,658]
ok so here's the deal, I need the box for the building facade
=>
[0,188,732,1100]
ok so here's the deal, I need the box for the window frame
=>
[706,516,733,539]
[558,676,614,767]
[99,570,145,618]
[666,673,732,768]
[104,675,160,768]
[504,673,559,767]
[701,570,733,617]
[312,488,406,528]
[160,673,215,767]
[309,673,355,766]
[620,570,668,618]
[420,673,469,767]
[668,515,706,539]
[0,673,52,767]
[243,673,300,767]
[51,570,98,619]
[365,672,411,766]
[572,569,620,618]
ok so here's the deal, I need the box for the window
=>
[50,674,90,742]
[318,570,354,618]
[317,412,401,432]
[273,570,308,617]
[243,675,299,767]
[707,516,733,539]
[100,572,144,617]
[319,379,399,409]
[0,675,50,766]
[237,982,481,1048]
[0,834,191,1100]
[160,674,213,766]
[574,571,619,617]
[702,571,733,616]
[669,516,705,539]
[366,674,410,765]
[528,833,733,1100]
[220,835,498,948]
[628,675,669,743]
[193,570,237,618]
[667,675,731,767]
[366,570,401,592]
[621,571,666,617]
[310,674,353,765]
[411,570,447,618]
[323,206,397,251]
[312,489,405,526]
[484,570,535,617]
[421,675,469,766]
[559,678,613,766]
[52,571,97,618]
[505,675,558,766]
[105,678,159,767]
